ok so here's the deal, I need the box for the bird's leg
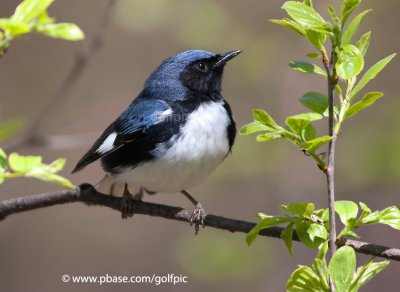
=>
[109,182,117,196]
[133,187,144,201]
[121,184,134,219]
[181,190,206,234]
[121,186,144,218]
[94,175,108,189]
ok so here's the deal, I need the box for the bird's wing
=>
[72,98,172,173]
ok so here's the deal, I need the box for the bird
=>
[72,49,241,231]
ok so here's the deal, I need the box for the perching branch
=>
[0,183,399,262]
[6,0,118,152]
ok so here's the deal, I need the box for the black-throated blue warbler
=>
[72,50,241,230]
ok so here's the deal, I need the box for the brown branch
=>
[6,0,118,152]
[0,183,399,262]
[323,48,338,265]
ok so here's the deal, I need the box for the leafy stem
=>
[241,0,397,291]
[0,0,84,57]
[282,130,327,170]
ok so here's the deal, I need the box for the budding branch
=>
[0,184,399,262]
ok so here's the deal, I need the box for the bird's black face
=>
[179,50,241,95]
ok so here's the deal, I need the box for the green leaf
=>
[281,202,315,217]
[328,6,340,26]
[286,117,310,137]
[356,31,371,56]
[360,205,400,230]
[28,171,75,189]
[307,223,328,241]
[256,216,296,229]
[282,1,326,28]
[307,52,321,58]
[318,240,329,261]
[341,10,372,46]
[45,158,66,173]
[344,92,384,119]
[281,222,294,256]
[379,206,400,230]
[240,121,276,135]
[319,208,329,222]
[359,202,371,217]
[323,105,339,118]
[289,60,327,77]
[286,113,323,137]
[336,44,364,80]
[26,157,74,188]
[0,118,23,141]
[256,132,282,142]
[351,259,389,290]
[246,215,295,245]
[0,18,30,35]
[351,53,396,99]
[0,148,8,173]
[270,18,305,36]
[252,109,280,129]
[312,258,330,291]
[299,136,331,153]
[12,0,54,23]
[299,92,328,114]
[329,246,356,292]
[9,153,42,173]
[0,148,7,160]
[361,210,381,225]
[35,23,84,40]
[335,201,359,226]
[303,0,313,7]
[340,0,361,26]
[302,124,317,141]
[343,230,360,238]
[313,209,324,218]
[37,11,54,24]
[295,221,323,249]
[286,266,325,292]
[256,212,269,220]
[305,29,326,49]
[7,153,75,189]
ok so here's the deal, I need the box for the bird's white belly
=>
[114,101,231,192]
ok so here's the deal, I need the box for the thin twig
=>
[323,48,338,263]
[5,0,118,152]
[0,184,399,262]
[323,47,339,292]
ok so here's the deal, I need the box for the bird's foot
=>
[121,185,135,219]
[189,203,206,235]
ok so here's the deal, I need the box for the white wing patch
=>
[97,132,117,154]
[157,108,173,123]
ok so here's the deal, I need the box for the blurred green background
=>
[0,0,399,291]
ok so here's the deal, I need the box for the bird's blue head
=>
[144,50,241,98]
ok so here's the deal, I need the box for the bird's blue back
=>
[72,50,234,173]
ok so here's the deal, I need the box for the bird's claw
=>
[121,189,134,219]
[189,203,206,235]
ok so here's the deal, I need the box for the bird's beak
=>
[214,50,242,68]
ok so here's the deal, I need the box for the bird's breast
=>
[114,100,233,192]
[166,100,232,160]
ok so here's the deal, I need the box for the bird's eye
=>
[196,62,208,73]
